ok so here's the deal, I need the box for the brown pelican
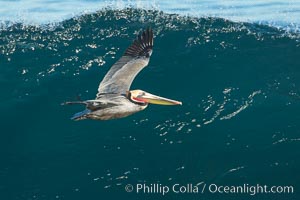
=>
[64,28,182,120]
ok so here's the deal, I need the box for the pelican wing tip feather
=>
[124,28,153,58]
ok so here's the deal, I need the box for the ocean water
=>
[1,2,300,200]
[1,0,300,31]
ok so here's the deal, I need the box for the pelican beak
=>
[138,92,182,105]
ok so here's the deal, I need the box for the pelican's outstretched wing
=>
[96,28,153,98]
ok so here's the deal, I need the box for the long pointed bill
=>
[138,92,182,105]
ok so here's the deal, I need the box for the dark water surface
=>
[0,9,299,200]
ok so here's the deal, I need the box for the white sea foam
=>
[0,0,300,32]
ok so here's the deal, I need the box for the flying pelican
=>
[64,28,182,120]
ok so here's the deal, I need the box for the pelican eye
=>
[136,92,145,98]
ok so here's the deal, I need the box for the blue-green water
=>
[1,8,300,200]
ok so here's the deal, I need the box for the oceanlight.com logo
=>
[124,183,294,196]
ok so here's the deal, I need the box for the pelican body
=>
[64,28,181,120]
